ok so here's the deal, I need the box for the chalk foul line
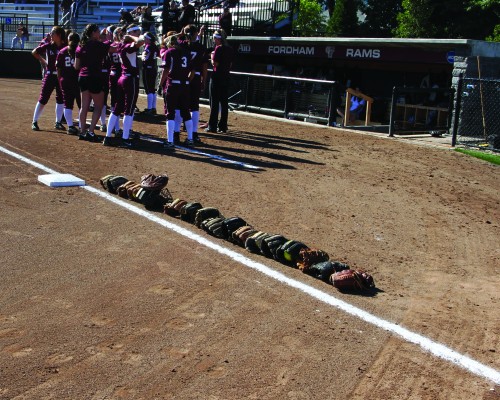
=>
[0,144,498,385]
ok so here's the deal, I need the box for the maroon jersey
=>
[35,41,63,72]
[117,42,140,76]
[55,46,78,80]
[75,40,111,77]
[142,42,159,68]
[212,44,233,79]
[109,44,122,76]
[161,46,191,84]
[185,40,207,73]
[101,40,112,73]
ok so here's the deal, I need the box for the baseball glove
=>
[117,181,136,198]
[303,261,350,282]
[245,231,268,253]
[330,269,375,291]
[276,240,309,266]
[232,226,257,246]
[140,174,169,190]
[180,202,203,223]
[223,217,247,240]
[164,198,187,216]
[99,175,115,190]
[127,183,142,199]
[296,248,330,271]
[260,235,288,259]
[194,207,223,228]
[203,217,228,239]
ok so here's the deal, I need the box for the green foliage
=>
[359,0,402,37]
[486,24,500,42]
[326,0,360,37]
[294,0,326,36]
[395,0,499,40]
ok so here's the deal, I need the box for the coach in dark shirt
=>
[206,29,233,133]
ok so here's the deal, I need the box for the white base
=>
[38,173,86,187]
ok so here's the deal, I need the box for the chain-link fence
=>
[199,70,338,125]
[452,77,500,150]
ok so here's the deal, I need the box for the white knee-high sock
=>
[152,93,157,109]
[185,119,193,140]
[122,115,133,140]
[100,105,107,126]
[56,103,64,123]
[106,114,118,138]
[167,120,175,143]
[64,108,74,126]
[174,110,181,132]
[191,110,199,133]
[147,94,153,109]
[33,102,44,122]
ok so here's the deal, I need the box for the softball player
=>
[141,32,159,115]
[182,24,208,143]
[108,27,123,135]
[103,25,144,148]
[31,26,67,131]
[74,23,116,141]
[158,34,194,150]
[55,32,81,135]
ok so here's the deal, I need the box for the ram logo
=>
[238,44,251,53]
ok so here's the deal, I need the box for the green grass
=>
[455,148,500,165]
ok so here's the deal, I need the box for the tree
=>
[395,0,498,40]
[294,0,326,36]
[327,0,360,37]
[359,0,402,37]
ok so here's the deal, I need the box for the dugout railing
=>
[199,70,339,126]
[451,76,500,150]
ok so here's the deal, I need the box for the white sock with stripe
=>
[55,103,64,123]
[100,105,107,126]
[33,102,44,122]
[191,110,199,133]
[185,119,193,141]
[64,108,74,127]
[122,115,133,140]
[167,120,175,143]
[106,114,118,138]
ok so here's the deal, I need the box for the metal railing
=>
[198,70,338,125]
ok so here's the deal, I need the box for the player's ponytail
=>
[81,23,99,47]
[67,32,80,58]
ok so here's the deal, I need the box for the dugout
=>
[225,37,500,125]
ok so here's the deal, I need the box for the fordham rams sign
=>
[235,42,451,64]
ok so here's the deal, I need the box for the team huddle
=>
[31,23,233,150]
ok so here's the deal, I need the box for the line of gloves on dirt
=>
[100,174,376,292]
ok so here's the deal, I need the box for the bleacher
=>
[0,0,293,49]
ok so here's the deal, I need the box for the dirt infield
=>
[0,78,499,399]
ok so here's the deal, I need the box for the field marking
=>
[1,143,499,385]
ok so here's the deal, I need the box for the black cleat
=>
[120,138,134,148]
[67,125,79,135]
[183,139,195,147]
[102,136,114,146]
[193,132,202,143]
[100,124,107,132]
[31,121,40,131]
[163,141,175,151]
[54,121,66,130]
